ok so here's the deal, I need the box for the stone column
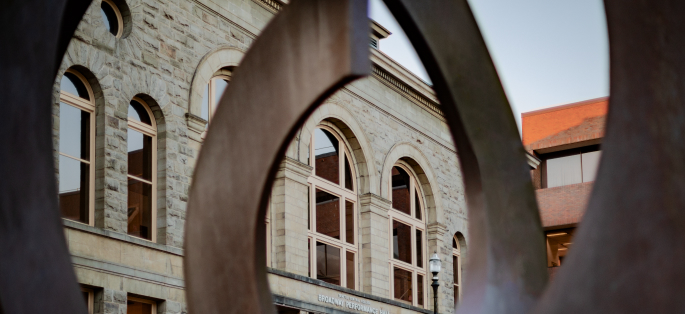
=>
[94,288,127,314]
[427,222,447,313]
[359,193,391,298]
[271,157,312,276]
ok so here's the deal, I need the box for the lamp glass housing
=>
[429,253,441,274]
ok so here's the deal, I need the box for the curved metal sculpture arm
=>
[0,0,93,313]
[381,1,548,313]
[183,0,369,313]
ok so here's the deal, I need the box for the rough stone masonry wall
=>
[53,0,264,248]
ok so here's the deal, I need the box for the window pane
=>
[393,267,412,303]
[201,84,209,122]
[414,189,421,220]
[391,166,411,215]
[316,242,340,285]
[416,229,423,268]
[581,150,602,182]
[346,251,355,289]
[128,178,152,240]
[453,237,458,249]
[128,100,152,125]
[345,201,354,244]
[59,103,90,160]
[546,154,582,188]
[127,129,153,181]
[100,1,119,36]
[61,72,90,100]
[453,255,459,285]
[308,239,311,277]
[392,220,412,264]
[454,285,459,308]
[307,187,311,230]
[127,300,152,314]
[58,155,89,223]
[315,189,340,239]
[314,128,339,184]
[213,79,229,115]
[344,154,353,190]
[417,274,424,306]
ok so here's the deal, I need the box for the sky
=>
[368,0,609,131]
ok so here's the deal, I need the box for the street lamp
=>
[429,252,441,314]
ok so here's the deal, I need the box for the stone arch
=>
[297,101,378,195]
[187,46,246,119]
[380,142,444,225]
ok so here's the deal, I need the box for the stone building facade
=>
[53,0,469,313]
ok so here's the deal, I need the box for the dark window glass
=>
[59,103,90,160]
[391,166,411,215]
[453,255,459,284]
[201,84,209,122]
[127,300,152,314]
[346,251,355,289]
[416,229,423,268]
[344,154,353,190]
[127,129,153,181]
[315,128,340,184]
[414,189,422,220]
[127,178,152,240]
[392,220,412,264]
[308,239,311,277]
[453,237,458,249]
[345,201,354,244]
[316,242,340,285]
[315,189,340,239]
[128,100,152,125]
[100,1,119,36]
[61,72,90,100]
[454,285,459,308]
[58,155,89,223]
[307,186,311,230]
[417,274,424,306]
[393,267,413,303]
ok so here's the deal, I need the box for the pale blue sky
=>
[369,0,609,130]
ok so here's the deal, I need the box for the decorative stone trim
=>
[358,193,391,216]
[185,113,207,142]
[372,64,442,116]
[253,0,284,13]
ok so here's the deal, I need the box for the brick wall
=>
[522,97,608,150]
[536,182,593,228]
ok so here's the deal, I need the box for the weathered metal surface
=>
[0,0,92,313]
[533,1,685,312]
[183,0,369,313]
[381,1,548,313]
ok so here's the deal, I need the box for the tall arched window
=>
[389,162,426,307]
[307,126,357,289]
[452,234,462,308]
[127,97,157,241]
[58,69,95,225]
[200,71,230,138]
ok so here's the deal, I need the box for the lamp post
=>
[429,252,441,314]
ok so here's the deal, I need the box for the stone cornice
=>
[359,193,391,216]
[276,157,313,185]
[185,113,207,142]
[427,222,448,237]
[252,0,284,13]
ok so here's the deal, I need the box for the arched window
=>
[307,126,357,289]
[58,69,95,225]
[452,234,462,308]
[200,71,230,138]
[389,162,426,307]
[100,0,123,38]
[127,97,157,241]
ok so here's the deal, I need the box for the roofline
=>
[521,96,609,118]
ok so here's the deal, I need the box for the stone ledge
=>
[267,268,433,314]
[63,219,184,256]
[73,255,185,289]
